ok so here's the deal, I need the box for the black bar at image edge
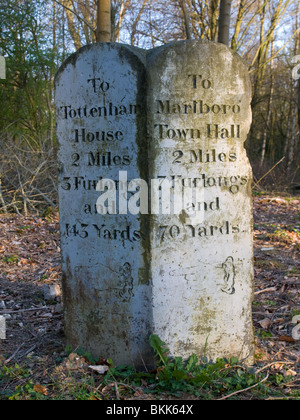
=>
[95,400,205,415]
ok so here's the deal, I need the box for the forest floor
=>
[0,193,299,400]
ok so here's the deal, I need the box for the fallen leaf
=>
[259,318,272,329]
[285,369,297,377]
[277,335,295,343]
[101,383,115,394]
[134,389,144,397]
[33,384,48,396]
[273,318,284,324]
[96,357,110,366]
[89,365,109,375]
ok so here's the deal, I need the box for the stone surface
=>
[55,43,153,369]
[147,41,254,364]
[55,40,254,367]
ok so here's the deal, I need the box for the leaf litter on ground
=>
[0,194,299,399]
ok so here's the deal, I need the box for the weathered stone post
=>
[55,40,254,367]
[55,43,153,369]
[147,41,254,363]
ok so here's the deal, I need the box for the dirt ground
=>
[0,194,299,399]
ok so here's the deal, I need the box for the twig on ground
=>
[217,374,269,400]
[255,361,295,374]
[254,287,277,296]
[0,306,48,315]
[4,342,25,365]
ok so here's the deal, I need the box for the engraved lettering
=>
[172,149,237,164]
[159,221,240,242]
[156,100,240,115]
[59,103,140,120]
[72,153,80,166]
[155,124,201,140]
[173,150,183,164]
[93,224,142,242]
[87,78,110,93]
[188,75,212,89]
[207,124,240,139]
[74,129,123,143]
[87,152,131,167]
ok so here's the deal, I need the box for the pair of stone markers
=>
[55,40,254,369]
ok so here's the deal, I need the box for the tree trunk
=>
[130,0,147,45]
[210,0,220,42]
[180,0,192,40]
[218,0,232,46]
[296,14,300,128]
[96,0,111,42]
[231,0,245,50]
[260,41,275,168]
[287,9,300,174]
[114,0,131,43]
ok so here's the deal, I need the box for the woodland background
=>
[0,1,299,400]
[0,0,299,214]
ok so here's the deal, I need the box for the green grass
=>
[3,254,19,264]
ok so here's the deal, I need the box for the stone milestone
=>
[147,41,254,364]
[55,40,254,368]
[55,43,153,369]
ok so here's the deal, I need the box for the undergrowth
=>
[103,334,298,400]
[1,334,299,400]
